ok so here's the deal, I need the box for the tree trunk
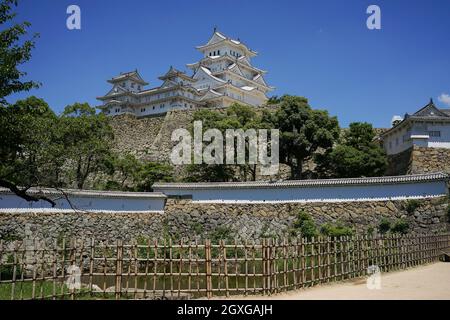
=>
[290,159,303,180]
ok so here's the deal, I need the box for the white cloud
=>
[438,93,450,106]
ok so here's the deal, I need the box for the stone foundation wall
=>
[410,146,450,174]
[1,197,448,244]
[387,146,450,176]
[386,147,413,176]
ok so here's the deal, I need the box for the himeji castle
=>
[97,29,274,117]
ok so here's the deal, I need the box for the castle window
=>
[429,131,441,137]
[153,106,155,110]
[218,50,220,55]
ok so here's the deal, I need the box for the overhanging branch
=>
[0,179,57,207]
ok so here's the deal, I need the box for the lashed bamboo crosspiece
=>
[0,234,449,300]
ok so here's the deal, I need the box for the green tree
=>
[320,222,354,237]
[0,0,39,104]
[391,219,409,234]
[0,97,62,205]
[290,210,318,238]
[378,218,391,234]
[111,153,141,190]
[269,95,340,179]
[59,103,114,189]
[185,103,271,182]
[136,162,173,192]
[317,122,387,178]
[184,163,235,182]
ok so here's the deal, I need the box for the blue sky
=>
[7,0,450,127]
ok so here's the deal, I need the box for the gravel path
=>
[226,262,450,300]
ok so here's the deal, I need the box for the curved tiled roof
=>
[0,187,167,199]
[153,172,449,190]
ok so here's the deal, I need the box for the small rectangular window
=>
[428,131,441,137]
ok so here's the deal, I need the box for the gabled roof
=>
[192,66,227,84]
[97,85,128,100]
[227,63,244,77]
[0,187,167,199]
[380,99,450,138]
[252,74,268,87]
[153,172,449,190]
[158,66,194,82]
[199,89,224,101]
[412,99,450,118]
[196,29,257,57]
[186,54,267,74]
[237,55,251,65]
[108,70,148,85]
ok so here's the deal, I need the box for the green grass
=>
[0,280,124,300]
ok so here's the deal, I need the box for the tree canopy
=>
[267,95,340,179]
[0,0,39,104]
[316,122,388,178]
[184,103,270,182]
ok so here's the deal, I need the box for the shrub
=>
[320,222,354,237]
[291,210,318,239]
[405,199,421,214]
[378,218,391,234]
[209,226,234,243]
[367,226,375,236]
[190,222,204,235]
[391,218,409,234]
[0,255,21,280]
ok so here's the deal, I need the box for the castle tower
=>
[186,29,274,108]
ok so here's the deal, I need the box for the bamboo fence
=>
[0,233,449,300]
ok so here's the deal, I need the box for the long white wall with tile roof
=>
[153,173,449,203]
[0,188,166,213]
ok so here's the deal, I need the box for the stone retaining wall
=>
[410,146,450,174]
[387,146,450,176]
[1,197,448,244]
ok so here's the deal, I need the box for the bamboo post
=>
[169,238,173,299]
[301,237,306,287]
[311,236,315,285]
[143,239,150,298]
[262,238,266,295]
[153,239,158,297]
[223,240,229,297]
[51,239,58,300]
[178,239,183,299]
[89,238,95,298]
[10,241,19,300]
[187,240,192,295]
[205,239,212,299]
[115,239,123,300]
[244,239,249,295]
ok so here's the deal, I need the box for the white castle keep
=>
[97,29,274,117]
